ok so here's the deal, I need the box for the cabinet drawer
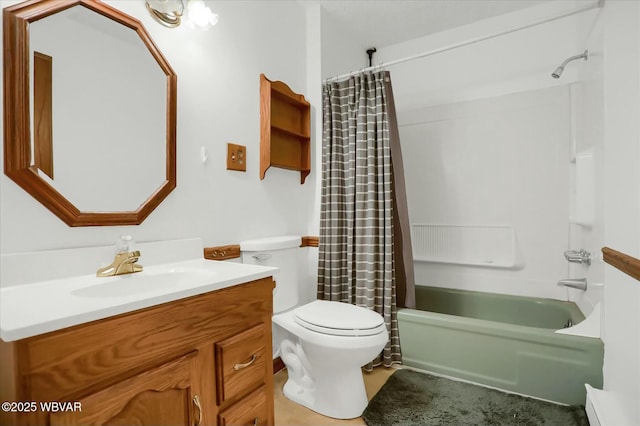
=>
[218,385,268,426]
[215,323,266,404]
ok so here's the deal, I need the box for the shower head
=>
[551,66,564,79]
[551,50,588,79]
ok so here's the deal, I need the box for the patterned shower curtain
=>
[317,71,415,368]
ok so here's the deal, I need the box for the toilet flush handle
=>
[252,253,272,261]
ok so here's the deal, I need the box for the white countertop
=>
[0,259,277,342]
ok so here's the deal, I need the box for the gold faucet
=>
[96,250,143,277]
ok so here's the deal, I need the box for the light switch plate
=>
[226,143,246,172]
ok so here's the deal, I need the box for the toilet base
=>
[282,365,369,419]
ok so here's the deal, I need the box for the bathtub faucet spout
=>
[557,278,587,291]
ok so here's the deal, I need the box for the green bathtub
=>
[397,286,603,405]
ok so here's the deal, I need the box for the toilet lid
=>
[294,300,386,336]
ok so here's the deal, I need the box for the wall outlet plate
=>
[226,143,246,172]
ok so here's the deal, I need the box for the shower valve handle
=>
[564,249,591,266]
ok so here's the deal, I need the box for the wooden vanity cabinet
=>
[0,277,275,426]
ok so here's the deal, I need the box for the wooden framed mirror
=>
[3,0,177,226]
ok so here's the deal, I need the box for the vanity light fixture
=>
[145,0,183,28]
[145,0,218,29]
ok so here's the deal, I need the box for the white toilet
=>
[240,236,388,419]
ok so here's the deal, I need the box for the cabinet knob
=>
[233,353,257,370]
[253,417,259,426]
[193,394,203,426]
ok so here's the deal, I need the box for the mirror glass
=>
[29,6,166,212]
[4,0,176,226]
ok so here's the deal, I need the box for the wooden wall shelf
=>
[260,74,310,184]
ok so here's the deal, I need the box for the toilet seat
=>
[294,300,386,337]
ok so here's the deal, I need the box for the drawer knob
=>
[193,394,203,426]
[253,417,259,426]
[233,354,257,370]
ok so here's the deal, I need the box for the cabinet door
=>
[50,352,201,426]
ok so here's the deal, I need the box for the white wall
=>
[0,1,315,259]
[303,3,322,305]
[319,8,369,81]
[601,1,640,423]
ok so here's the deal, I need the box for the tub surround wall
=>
[399,86,571,301]
[375,1,600,304]
[568,4,605,320]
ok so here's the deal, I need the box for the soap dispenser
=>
[116,235,135,254]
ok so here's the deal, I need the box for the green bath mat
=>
[363,369,589,426]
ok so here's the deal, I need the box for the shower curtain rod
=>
[325,0,603,83]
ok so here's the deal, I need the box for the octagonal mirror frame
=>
[3,0,177,226]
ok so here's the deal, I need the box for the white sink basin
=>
[71,267,214,298]
[1,259,277,342]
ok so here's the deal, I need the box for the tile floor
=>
[274,366,397,425]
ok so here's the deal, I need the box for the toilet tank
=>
[240,236,301,314]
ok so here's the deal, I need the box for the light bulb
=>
[187,0,218,30]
